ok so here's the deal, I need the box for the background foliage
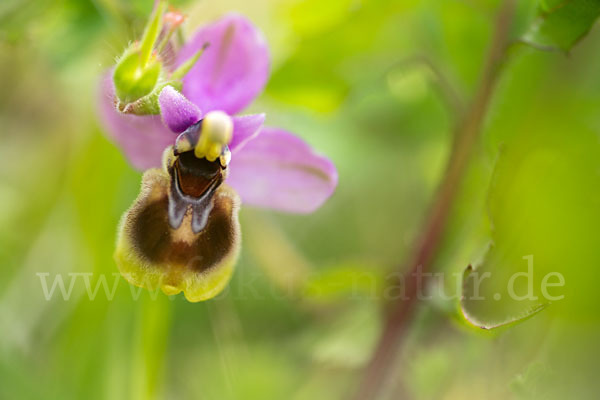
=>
[1,0,600,399]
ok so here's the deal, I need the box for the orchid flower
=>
[98,3,337,302]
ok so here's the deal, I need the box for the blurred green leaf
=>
[303,263,383,302]
[461,261,549,331]
[523,0,600,51]
[308,303,380,368]
[510,362,556,400]
[459,111,600,328]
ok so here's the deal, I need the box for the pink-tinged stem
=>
[352,1,518,399]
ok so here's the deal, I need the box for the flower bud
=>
[111,1,206,116]
[113,1,166,105]
[113,50,162,104]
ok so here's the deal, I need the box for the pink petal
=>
[226,127,338,213]
[158,85,202,133]
[176,14,270,115]
[98,74,173,170]
[230,114,265,154]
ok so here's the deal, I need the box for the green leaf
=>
[460,260,549,331]
[523,0,600,52]
[459,111,600,328]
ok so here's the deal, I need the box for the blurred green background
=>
[2,0,600,399]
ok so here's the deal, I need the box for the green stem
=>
[130,295,171,400]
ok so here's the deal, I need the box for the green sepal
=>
[110,0,205,116]
[112,1,167,107]
[171,44,209,81]
[139,0,167,67]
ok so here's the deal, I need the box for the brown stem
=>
[352,1,517,399]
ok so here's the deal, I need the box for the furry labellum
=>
[115,144,240,302]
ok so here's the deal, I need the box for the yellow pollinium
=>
[194,110,233,162]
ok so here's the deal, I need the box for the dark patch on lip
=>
[128,186,237,273]
[130,194,171,266]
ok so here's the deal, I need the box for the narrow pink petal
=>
[176,14,270,114]
[227,127,338,213]
[98,73,173,170]
[230,114,265,154]
[158,85,202,133]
